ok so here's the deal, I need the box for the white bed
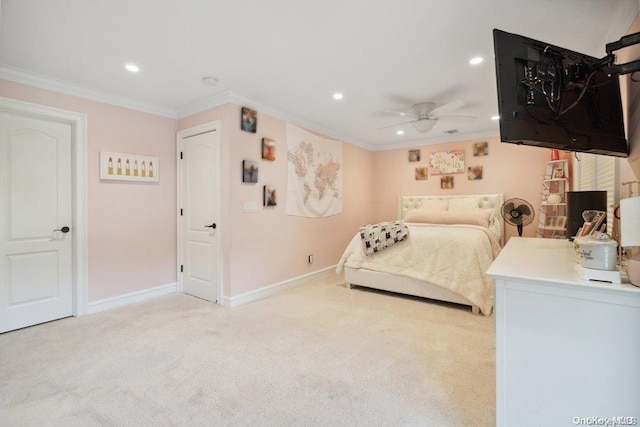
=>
[337,194,504,315]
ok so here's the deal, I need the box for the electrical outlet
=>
[307,254,313,264]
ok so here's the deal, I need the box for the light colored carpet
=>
[0,272,495,426]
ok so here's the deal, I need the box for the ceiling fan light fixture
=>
[413,120,436,133]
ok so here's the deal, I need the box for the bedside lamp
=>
[620,196,640,287]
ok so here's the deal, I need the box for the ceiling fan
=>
[382,100,476,133]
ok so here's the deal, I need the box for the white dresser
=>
[487,237,640,427]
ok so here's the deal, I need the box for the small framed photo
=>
[440,175,454,189]
[262,138,276,161]
[408,149,421,162]
[473,141,489,156]
[467,166,483,180]
[242,160,258,183]
[415,167,428,180]
[241,107,257,133]
[263,185,277,206]
[553,167,564,179]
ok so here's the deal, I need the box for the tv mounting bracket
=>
[598,31,640,76]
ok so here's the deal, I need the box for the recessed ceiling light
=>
[491,115,500,120]
[396,130,405,135]
[469,57,484,65]
[125,63,140,73]
[333,92,344,100]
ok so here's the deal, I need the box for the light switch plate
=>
[243,201,257,213]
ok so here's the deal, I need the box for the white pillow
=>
[448,197,480,211]
[404,208,493,227]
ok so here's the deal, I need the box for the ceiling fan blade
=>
[435,115,476,122]
[429,100,466,117]
[377,120,417,130]
[382,110,408,117]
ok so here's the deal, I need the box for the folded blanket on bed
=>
[360,221,409,255]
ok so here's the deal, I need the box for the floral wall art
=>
[428,150,465,175]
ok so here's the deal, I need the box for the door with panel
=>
[180,128,219,303]
[0,111,73,333]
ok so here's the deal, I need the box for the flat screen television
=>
[493,29,629,158]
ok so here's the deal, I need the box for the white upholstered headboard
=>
[398,193,505,239]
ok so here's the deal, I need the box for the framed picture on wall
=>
[473,142,489,156]
[242,160,259,183]
[468,166,483,180]
[415,167,428,180]
[408,149,421,162]
[263,185,277,206]
[241,107,257,133]
[100,151,159,182]
[262,138,276,161]
[440,175,454,189]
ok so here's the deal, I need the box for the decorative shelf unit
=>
[536,159,569,238]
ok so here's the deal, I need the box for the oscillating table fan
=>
[501,198,534,237]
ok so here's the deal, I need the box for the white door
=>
[0,111,73,333]
[180,128,219,302]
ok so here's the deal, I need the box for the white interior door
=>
[180,129,219,302]
[0,111,73,333]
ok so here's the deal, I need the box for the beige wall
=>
[0,79,178,302]
[179,105,375,297]
[372,137,570,241]
[619,12,640,182]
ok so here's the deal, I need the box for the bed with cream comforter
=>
[336,223,501,315]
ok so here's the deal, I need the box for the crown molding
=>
[175,89,233,118]
[0,64,177,119]
[178,88,374,150]
[1,62,497,151]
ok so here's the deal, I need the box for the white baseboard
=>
[86,282,177,314]
[219,265,337,307]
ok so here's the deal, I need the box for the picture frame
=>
[263,185,277,206]
[241,107,257,133]
[242,160,259,183]
[414,167,428,180]
[429,150,465,175]
[262,138,276,161]
[553,167,564,179]
[467,166,483,180]
[440,175,454,189]
[408,149,421,162]
[100,151,159,182]
[473,142,489,156]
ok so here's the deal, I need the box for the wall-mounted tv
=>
[493,29,629,158]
